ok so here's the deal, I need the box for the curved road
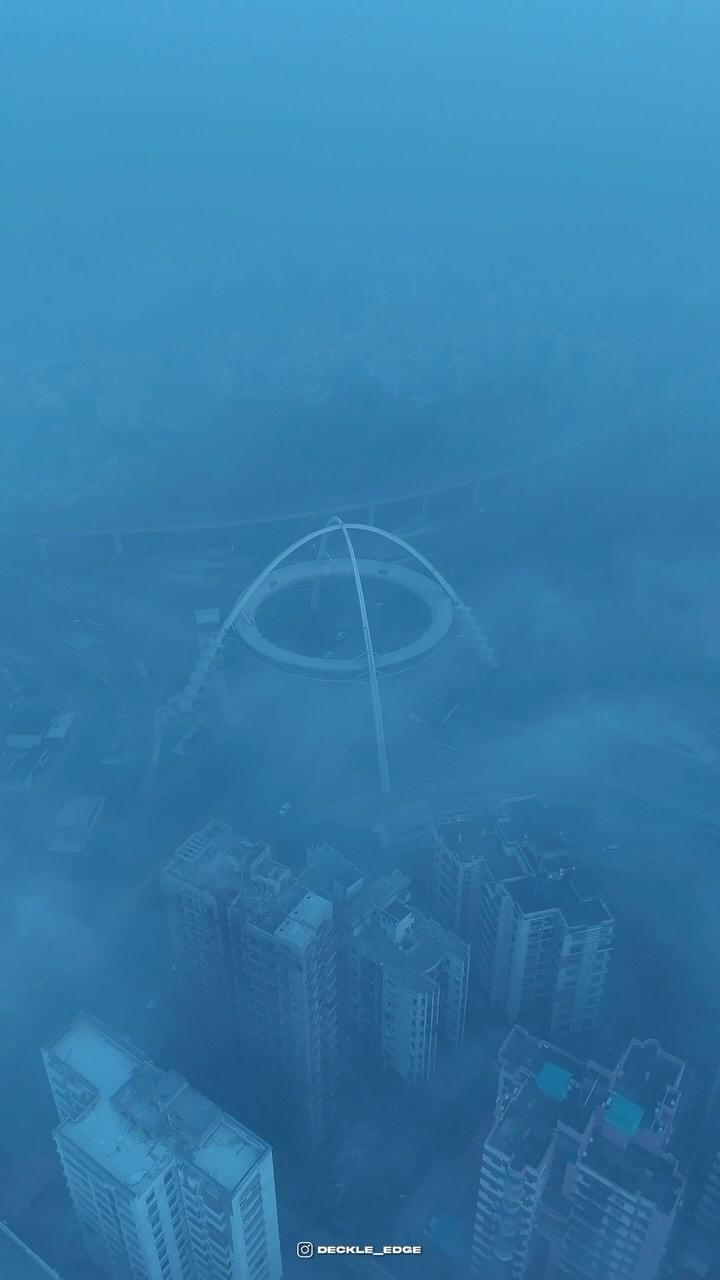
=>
[1,454,555,539]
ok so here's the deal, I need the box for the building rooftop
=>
[45,712,78,742]
[607,1093,645,1138]
[501,1026,588,1080]
[304,844,366,895]
[233,849,334,947]
[0,745,54,792]
[431,811,497,864]
[164,828,334,949]
[480,830,531,880]
[384,898,413,925]
[300,845,409,932]
[492,1027,685,1216]
[582,1133,684,1213]
[537,1061,573,1102]
[5,702,55,741]
[504,872,613,929]
[0,1224,63,1279]
[356,921,440,995]
[498,1027,612,1140]
[496,794,568,860]
[488,1079,561,1172]
[356,905,468,994]
[613,1039,685,1117]
[432,810,537,881]
[45,1014,269,1197]
[273,890,333,949]
[162,821,266,898]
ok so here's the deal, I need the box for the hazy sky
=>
[3,8,720,1273]
[3,0,719,350]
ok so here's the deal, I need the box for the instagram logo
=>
[296,1242,314,1258]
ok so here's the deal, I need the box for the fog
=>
[2,2,720,1277]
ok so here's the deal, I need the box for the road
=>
[1,453,555,539]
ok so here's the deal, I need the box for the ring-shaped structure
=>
[234,556,454,677]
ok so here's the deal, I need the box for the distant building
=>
[428,800,614,1036]
[472,1026,686,1279]
[696,1148,720,1235]
[161,821,260,1037]
[302,843,469,1085]
[0,1222,64,1278]
[428,810,500,942]
[5,705,77,753]
[162,823,339,1151]
[0,744,56,797]
[228,847,340,1150]
[0,704,78,798]
[495,794,575,872]
[43,1013,282,1280]
[349,897,469,1084]
[428,799,574,944]
[484,871,614,1037]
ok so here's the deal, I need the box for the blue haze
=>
[1,1,720,1278]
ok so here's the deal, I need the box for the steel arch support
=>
[334,519,391,795]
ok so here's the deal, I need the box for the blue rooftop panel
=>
[607,1093,645,1136]
[537,1061,573,1101]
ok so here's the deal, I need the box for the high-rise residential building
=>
[428,810,502,942]
[495,794,573,871]
[228,847,339,1150]
[0,1222,64,1278]
[302,843,469,1085]
[42,1013,282,1280]
[162,824,339,1151]
[483,871,615,1037]
[428,802,614,1036]
[429,798,572,943]
[161,821,265,1038]
[472,1026,685,1280]
[696,1148,720,1235]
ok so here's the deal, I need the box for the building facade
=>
[696,1147,720,1235]
[42,1014,282,1280]
[161,821,265,1038]
[302,843,469,1085]
[472,1027,685,1280]
[428,810,497,942]
[484,872,615,1037]
[428,802,614,1036]
[162,824,340,1152]
[228,847,340,1150]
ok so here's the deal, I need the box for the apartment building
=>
[472,1027,685,1280]
[42,1014,282,1280]
[228,847,340,1150]
[302,843,469,1085]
